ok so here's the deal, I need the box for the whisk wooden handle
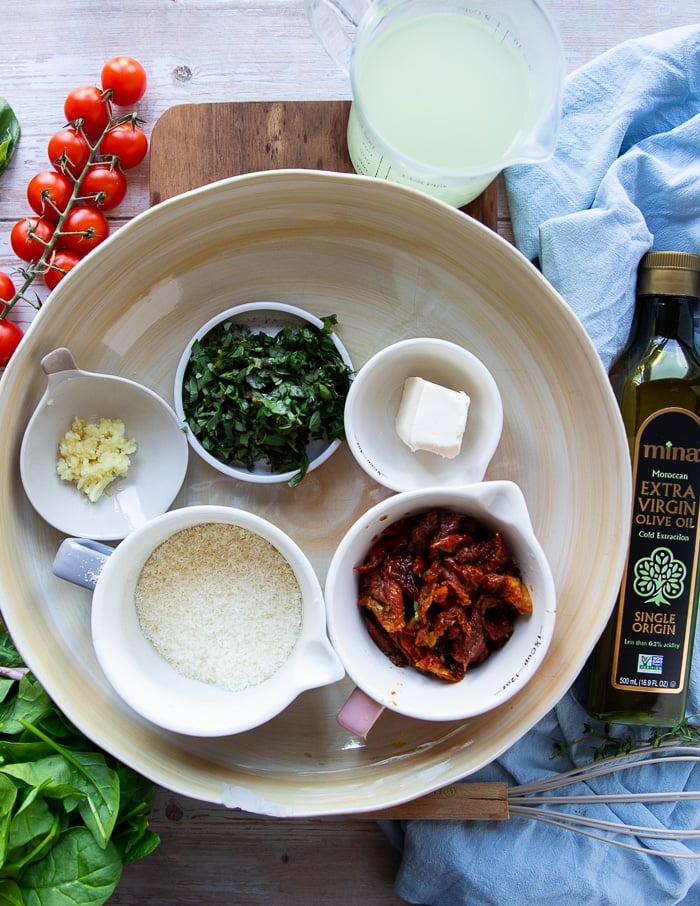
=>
[348,747,700,860]
[358,782,510,821]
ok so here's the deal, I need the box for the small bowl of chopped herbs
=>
[174,302,355,487]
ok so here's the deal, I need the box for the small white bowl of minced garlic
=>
[20,347,189,541]
[52,504,345,737]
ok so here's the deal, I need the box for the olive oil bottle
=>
[588,251,700,725]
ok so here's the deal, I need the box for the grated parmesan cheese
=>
[57,416,137,502]
[134,523,303,692]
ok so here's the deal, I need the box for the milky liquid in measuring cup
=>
[348,10,531,204]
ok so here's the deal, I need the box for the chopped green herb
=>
[182,314,353,487]
[0,98,20,175]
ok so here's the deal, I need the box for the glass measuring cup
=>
[305,0,565,206]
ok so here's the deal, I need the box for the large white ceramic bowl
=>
[0,170,631,817]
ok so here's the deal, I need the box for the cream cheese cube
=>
[395,377,470,459]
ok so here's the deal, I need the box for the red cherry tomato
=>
[10,217,55,262]
[80,165,127,210]
[100,56,147,106]
[100,122,148,169]
[0,272,16,302]
[64,86,111,138]
[0,319,24,367]
[44,250,83,291]
[27,171,74,220]
[60,206,110,254]
[48,127,91,177]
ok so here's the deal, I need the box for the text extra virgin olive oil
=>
[588,251,700,726]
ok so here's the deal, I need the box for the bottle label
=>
[611,407,700,693]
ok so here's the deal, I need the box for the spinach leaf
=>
[0,879,24,906]
[110,766,158,865]
[20,827,121,906]
[6,797,57,870]
[0,753,81,799]
[0,775,18,863]
[0,99,20,175]
[0,675,54,736]
[0,620,159,904]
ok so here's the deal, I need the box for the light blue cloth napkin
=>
[506,23,700,369]
[383,25,700,906]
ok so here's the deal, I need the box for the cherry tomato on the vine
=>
[0,272,15,302]
[100,57,147,106]
[64,86,111,138]
[0,319,24,367]
[27,171,74,221]
[81,165,127,210]
[43,250,82,291]
[60,206,110,254]
[10,217,55,263]
[48,127,91,177]
[100,121,148,169]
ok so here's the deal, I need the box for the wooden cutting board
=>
[148,101,497,229]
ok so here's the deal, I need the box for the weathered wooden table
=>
[2,2,699,902]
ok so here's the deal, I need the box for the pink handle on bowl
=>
[337,687,385,738]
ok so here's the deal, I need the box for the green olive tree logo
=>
[633,546,686,606]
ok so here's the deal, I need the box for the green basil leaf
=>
[0,99,20,175]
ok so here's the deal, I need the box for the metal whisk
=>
[363,742,700,859]
[506,743,700,859]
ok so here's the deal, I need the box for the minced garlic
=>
[57,416,137,502]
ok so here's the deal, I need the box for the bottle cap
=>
[637,251,700,298]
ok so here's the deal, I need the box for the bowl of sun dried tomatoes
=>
[324,480,556,737]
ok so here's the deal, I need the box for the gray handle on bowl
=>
[41,347,79,376]
[52,538,114,590]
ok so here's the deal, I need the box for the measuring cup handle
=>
[304,0,361,74]
[52,538,115,590]
[336,686,385,738]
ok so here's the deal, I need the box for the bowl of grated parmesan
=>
[52,504,346,737]
[20,347,189,541]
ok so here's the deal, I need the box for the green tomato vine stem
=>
[0,111,141,322]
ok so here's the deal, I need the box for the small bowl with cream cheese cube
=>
[343,338,503,491]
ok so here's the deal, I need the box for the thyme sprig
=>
[0,111,143,321]
[553,715,700,762]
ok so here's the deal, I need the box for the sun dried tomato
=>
[355,509,532,683]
